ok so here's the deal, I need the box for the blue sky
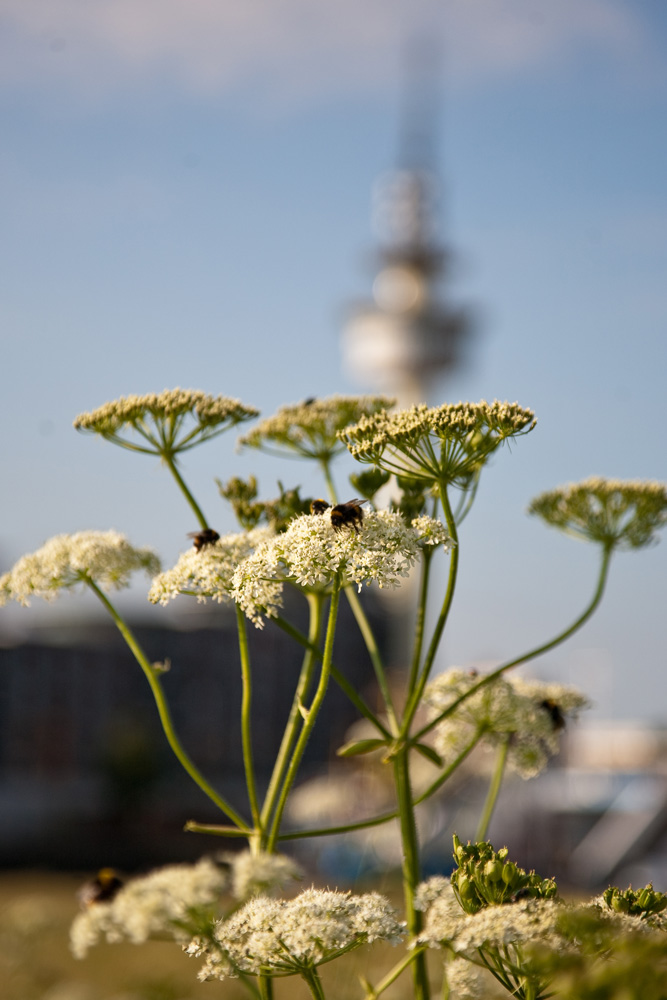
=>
[1,0,665,719]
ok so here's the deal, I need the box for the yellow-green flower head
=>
[74,389,258,455]
[424,670,589,779]
[231,509,452,628]
[0,531,161,606]
[339,400,536,488]
[528,477,667,550]
[70,857,228,959]
[193,888,404,980]
[148,528,273,606]
[238,394,394,461]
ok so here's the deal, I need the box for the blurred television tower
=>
[341,41,473,405]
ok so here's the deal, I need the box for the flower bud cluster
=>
[602,884,667,922]
[528,477,667,550]
[339,400,536,488]
[239,394,393,461]
[74,389,258,453]
[451,836,558,914]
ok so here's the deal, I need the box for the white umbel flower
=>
[424,670,589,778]
[195,888,404,980]
[232,509,451,628]
[70,858,228,958]
[0,530,160,606]
[148,528,273,605]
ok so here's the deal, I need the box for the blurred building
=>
[0,596,385,870]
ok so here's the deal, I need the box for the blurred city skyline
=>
[1,1,666,719]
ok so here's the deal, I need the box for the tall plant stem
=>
[85,579,249,830]
[266,578,342,851]
[260,593,324,840]
[258,975,274,1000]
[414,544,613,742]
[475,735,510,841]
[393,751,430,1000]
[236,604,261,837]
[162,451,209,529]
[402,484,459,734]
[344,585,398,731]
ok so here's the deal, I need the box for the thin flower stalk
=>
[345,584,399,732]
[362,946,427,1000]
[236,604,262,837]
[402,483,460,735]
[260,593,325,838]
[393,750,430,1000]
[475,734,510,842]
[266,577,342,851]
[271,614,391,740]
[414,542,612,743]
[86,578,249,831]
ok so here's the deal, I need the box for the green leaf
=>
[336,738,388,757]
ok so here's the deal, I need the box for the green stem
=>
[266,577,342,851]
[162,451,209,529]
[415,543,613,742]
[407,548,433,695]
[236,604,261,835]
[475,735,510,841]
[84,579,249,830]
[260,594,324,838]
[272,614,391,739]
[393,751,430,1000]
[301,966,327,1000]
[258,975,274,1000]
[402,484,459,734]
[320,460,338,503]
[344,585,398,731]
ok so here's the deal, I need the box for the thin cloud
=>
[0,0,647,106]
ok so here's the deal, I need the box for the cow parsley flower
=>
[232,509,451,627]
[238,394,393,462]
[70,858,229,959]
[74,389,258,455]
[0,531,160,607]
[528,477,667,550]
[193,888,404,980]
[148,528,273,606]
[424,670,589,778]
[339,400,536,489]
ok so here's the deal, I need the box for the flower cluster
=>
[0,531,160,606]
[70,851,302,960]
[232,509,452,627]
[70,857,229,958]
[148,528,273,606]
[339,400,536,489]
[528,477,667,550]
[191,888,404,980]
[74,389,258,455]
[424,669,589,778]
[238,394,393,461]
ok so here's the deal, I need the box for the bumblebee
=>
[188,528,220,551]
[311,498,364,533]
[540,698,566,731]
[77,868,124,908]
